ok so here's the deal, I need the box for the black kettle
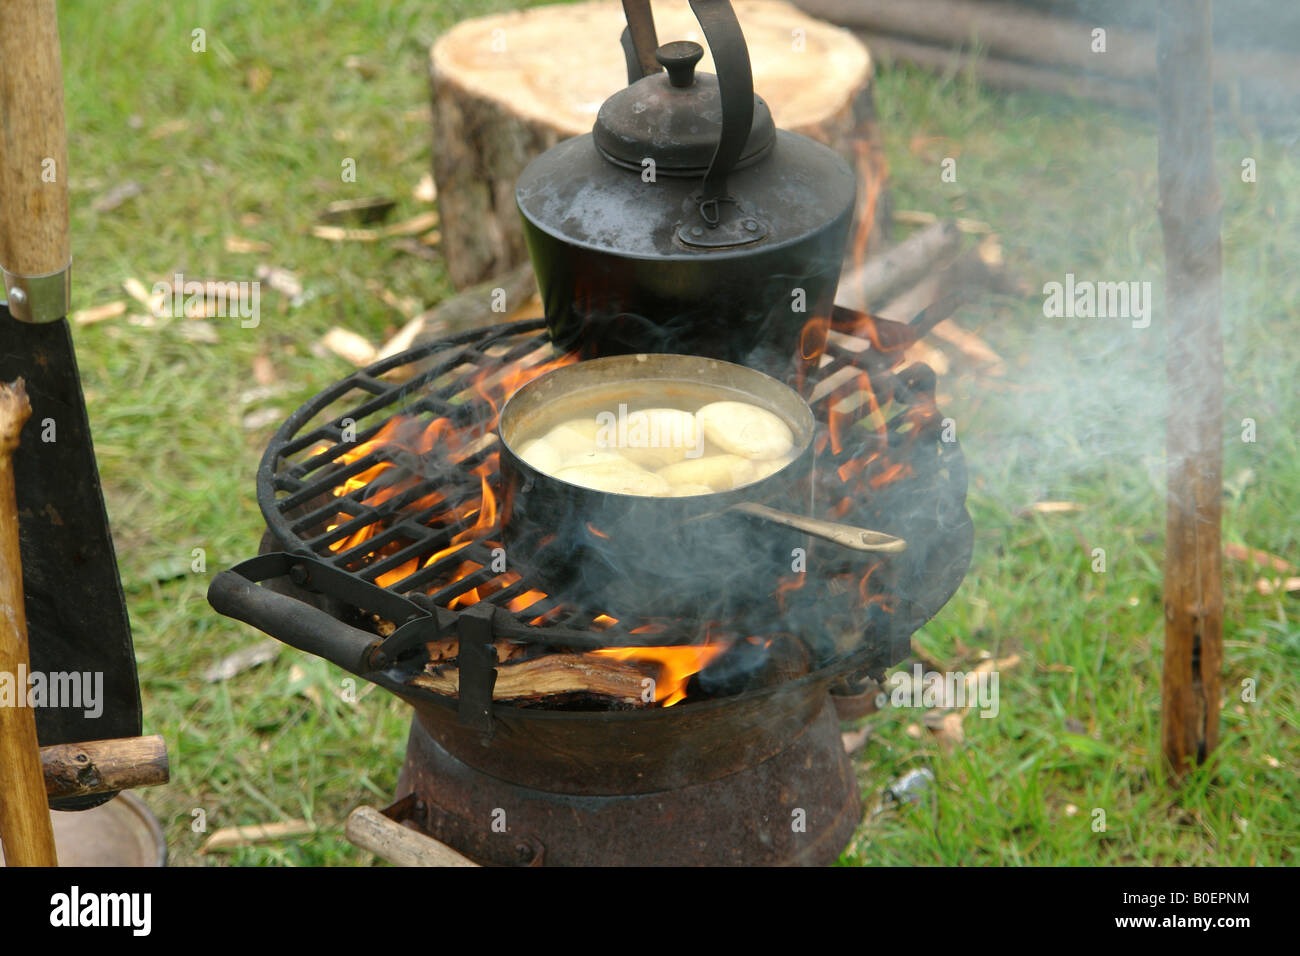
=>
[515,0,857,377]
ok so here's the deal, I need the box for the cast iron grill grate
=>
[249,318,972,671]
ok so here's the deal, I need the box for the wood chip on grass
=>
[318,196,397,224]
[71,300,127,326]
[375,314,429,363]
[255,265,304,304]
[199,820,316,854]
[310,210,440,243]
[413,172,437,203]
[203,641,281,682]
[1225,543,1294,572]
[1016,500,1084,517]
[225,235,272,254]
[1255,577,1300,596]
[122,277,164,316]
[321,327,377,367]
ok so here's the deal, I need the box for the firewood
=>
[412,652,653,705]
[429,0,885,288]
[836,219,962,312]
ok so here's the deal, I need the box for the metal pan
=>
[497,353,902,621]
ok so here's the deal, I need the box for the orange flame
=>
[591,643,728,707]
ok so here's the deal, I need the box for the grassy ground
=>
[54,1,1298,865]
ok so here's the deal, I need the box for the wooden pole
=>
[1157,0,1224,781]
[0,379,58,866]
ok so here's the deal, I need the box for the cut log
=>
[429,0,885,289]
[412,652,652,704]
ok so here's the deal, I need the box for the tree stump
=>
[429,0,886,290]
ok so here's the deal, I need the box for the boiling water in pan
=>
[509,381,799,497]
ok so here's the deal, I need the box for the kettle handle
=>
[689,0,754,209]
[619,0,755,214]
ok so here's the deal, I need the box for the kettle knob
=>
[655,40,704,88]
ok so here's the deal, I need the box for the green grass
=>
[52,3,1299,865]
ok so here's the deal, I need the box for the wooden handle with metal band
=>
[0,0,72,322]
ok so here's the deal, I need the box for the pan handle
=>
[0,0,72,323]
[207,569,382,676]
[733,502,907,553]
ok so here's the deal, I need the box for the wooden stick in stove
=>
[1157,0,1223,781]
[346,806,479,867]
[0,379,57,866]
[412,653,652,705]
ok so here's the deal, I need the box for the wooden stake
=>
[0,378,58,866]
[1157,1,1224,781]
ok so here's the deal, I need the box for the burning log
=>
[412,652,654,705]
[429,0,885,288]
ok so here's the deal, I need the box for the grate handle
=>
[207,569,381,676]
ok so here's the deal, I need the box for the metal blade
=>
[0,304,142,810]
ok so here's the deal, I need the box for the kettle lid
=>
[593,41,775,176]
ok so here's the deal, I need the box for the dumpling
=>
[543,417,603,457]
[555,460,671,496]
[696,401,793,461]
[657,454,758,492]
[751,454,796,481]
[662,483,715,497]
[615,408,703,468]
[515,438,562,474]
